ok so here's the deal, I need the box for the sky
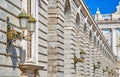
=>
[84,0,120,15]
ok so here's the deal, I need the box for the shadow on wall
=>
[8,45,26,70]
[8,45,18,70]
[19,47,26,64]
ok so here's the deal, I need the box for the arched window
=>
[64,0,71,22]
[97,40,99,46]
[84,23,87,32]
[64,0,71,14]
[94,36,96,44]
[103,47,105,52]
[89,30,92,40]
[100,44,102,51]
[76,13,80,25]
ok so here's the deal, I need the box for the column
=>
[48,0,64,77]
[111,28,117,55]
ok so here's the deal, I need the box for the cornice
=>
[97,20,120,24]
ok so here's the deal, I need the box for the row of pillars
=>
[101,28,120,56]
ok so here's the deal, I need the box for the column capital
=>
[111,28,117,31]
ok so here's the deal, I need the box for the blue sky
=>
[84,0,120,15]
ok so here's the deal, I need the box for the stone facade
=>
[94,2,120,57]
[0,0,117,77]
[0,0,48,77]
[0,0,21,76]
[94,2,120,77]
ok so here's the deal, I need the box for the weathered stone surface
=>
[38,70,48,77]
[0,67,20,76]
[0,44,6,53]
[0,21,7,32]
[0,0,117,77]
[0,9,19,27]
[0,55,20,67]
[0,32,6,43]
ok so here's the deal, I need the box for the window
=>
[64,0,71,14]
[89,30,92,40]
[104,19,109,21]
[103,47,104,52]
[118,28,120,34]
[76,13,80,25]
[103,29,110,34]
[94,36,96,44]
[64,0,71,22]
[84,23,87,32]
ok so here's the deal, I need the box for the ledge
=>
[19,63,44,73]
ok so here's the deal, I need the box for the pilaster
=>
[48,0,64,77]
[111,28,117,55]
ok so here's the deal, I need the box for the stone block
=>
[57,2,64,12]
[64,63,74,69]
[0,32,6,43]
[0,21,7,32]
[65,54,73,59]
[38,70,47,77]
[38,38,48,47]
[6,0,21,8]
[57,72,64,77]
[38,62,48,69]
[64,69,75,74]
[64,44,76,49]
[38,22,48,32]
[64,74,75,77]
[38,54,48,62]
[38,14,48,26]
[0,44,6,53]
[56,42,64,48]
[41,0,48,11]
[57,60,64,66]
[0,67,20,76]
[48,17,58,25]
[64,58,74,64]
[0,0,7,10]
[38,8,48,18]
[38,46,47,55]
[48,36,58,41]
[48,73,59,77]
[38,32,47,40]
[0,9,19,27]
[0,55,20,67]
[48,54,58,60]
[64,40,76,45]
